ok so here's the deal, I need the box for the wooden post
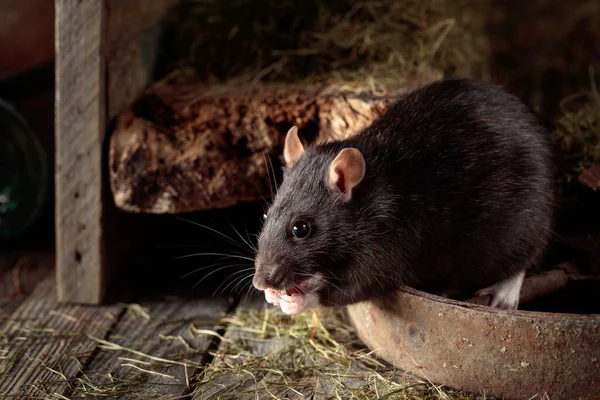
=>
[55,0,107,303]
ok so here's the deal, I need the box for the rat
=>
[252,78,555,315]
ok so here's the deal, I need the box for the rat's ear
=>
[283,126,304,166]
[327,148,366,203]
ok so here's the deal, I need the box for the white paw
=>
[475,287,519,309]
[475,271,525,310]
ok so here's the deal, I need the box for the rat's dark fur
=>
[255,78,555,307]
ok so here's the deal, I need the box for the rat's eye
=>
[262,212,267,221]
[291,221,311,239]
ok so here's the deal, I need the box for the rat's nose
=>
[252,254,293,290]
[253,254,267,290]
[252,274,269,291]
[253,268,292,290]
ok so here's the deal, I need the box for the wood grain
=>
[191,295,281,400]
[0,275,124,397]
[55,0,107,304]
[77,296,231,398]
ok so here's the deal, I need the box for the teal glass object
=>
[0,98,48,240]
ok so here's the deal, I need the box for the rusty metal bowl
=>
[346,286,600,400]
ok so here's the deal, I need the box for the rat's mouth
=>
[263,274,325,315]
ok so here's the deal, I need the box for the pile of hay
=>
[192,306,477,399]
[553,76,600,188]
[54,304,478,399]
[160,0,491,92]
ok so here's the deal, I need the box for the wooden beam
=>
[55,0,107,303]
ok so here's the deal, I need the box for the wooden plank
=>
[191,295,286,400]
[0,275,124,397]
[73,295,231,398]
[55,0,107,304]
[0,250,54,317]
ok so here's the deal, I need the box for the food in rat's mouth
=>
[261,275,325,315]
[264,287,320,315]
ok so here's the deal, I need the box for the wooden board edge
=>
[55,0,107,304]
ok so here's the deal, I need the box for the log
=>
[109,74,437,214]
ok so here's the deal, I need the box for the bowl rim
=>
[391,285,600,322]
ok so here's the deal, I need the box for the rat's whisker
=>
[225,272,255,295]
[222,272,254,296]
[311,250,340,266]
[175,217,248,251]
[298,269,345,294]
[225,220,257,252]
[263,151,275,199]
[266,151,280,191]
[160,244,252,257]
[174,252,254,262]
[319,266,343,284]
[243,226,258,252]
[214,267,256,295]
[243,280,260,301]
[182,261,250,279]
[192,263,252,290]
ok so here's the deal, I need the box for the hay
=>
[16,305,481,399]
[553,70,600,186]
[192,306,478,399]
[162,0,491,91]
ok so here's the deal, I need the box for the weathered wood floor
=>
[2,249,441,400]
[0,249,248,399]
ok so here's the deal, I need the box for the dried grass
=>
[1,304,484,399]
[553,69,600,185]
[191,305,478,399]
[163,0,491,93]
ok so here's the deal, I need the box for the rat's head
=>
[252,126,369,314]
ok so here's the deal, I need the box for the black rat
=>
[252,78,555,315]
